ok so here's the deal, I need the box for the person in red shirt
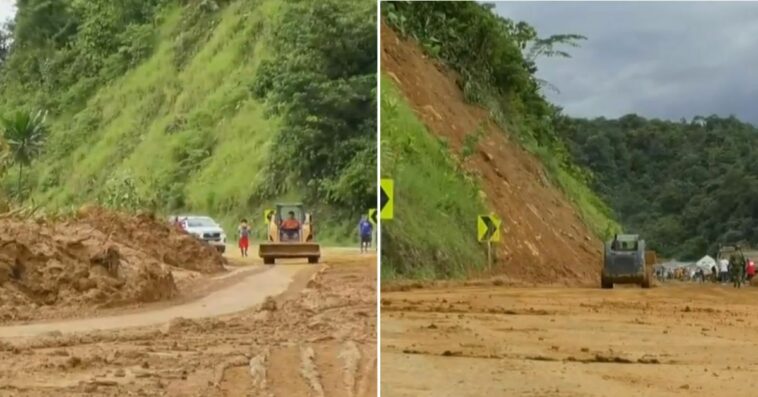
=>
[238,218,251,257]
[280,211,301,240]
[746,259,756,281]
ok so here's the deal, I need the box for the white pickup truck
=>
[171,215,227,253]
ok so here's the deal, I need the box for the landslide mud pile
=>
[0,208,226,322]
[73,206,226,274]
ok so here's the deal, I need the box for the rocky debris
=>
[260,296,277,312]
[213,355,249,386]
[161,317,195,335]
[74,206,226,274]
[300,346,325,397]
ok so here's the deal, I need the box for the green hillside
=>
[0,0,376,243]
[557,115,758,260]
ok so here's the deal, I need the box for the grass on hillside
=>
[17,0,356,244]
[381,77,487,280]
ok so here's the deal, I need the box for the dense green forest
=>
[0,0,376,242]
[381,2,618,278]
[558,115,758,260]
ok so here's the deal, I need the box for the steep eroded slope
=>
[382,24,602,285]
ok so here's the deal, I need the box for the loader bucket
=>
[259,242,321,264]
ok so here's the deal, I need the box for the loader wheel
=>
[601,277,613,289]
[308,256,319,264]
[263,257,275,265]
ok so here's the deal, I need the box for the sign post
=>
[380,179,394,220]
[263,209,274,225]
[487,241,492,271]
[477,213,502,270]
[368,208,377,251]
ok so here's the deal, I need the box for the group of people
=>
[657,250,756,288]
[173,212,374,256]
[235,213,375,256]
[236,211,302,257]
[711,253,756,288]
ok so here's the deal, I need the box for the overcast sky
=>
[0,0,13,24]
[493,2,758,125]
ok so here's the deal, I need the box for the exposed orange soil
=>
[0,207,226,323]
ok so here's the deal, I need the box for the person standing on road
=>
[719,259,729,283]
[710,265,717,283]
[238,218,251,257]
[729,252,745,288]
[747,259,756,282]
[358,215,373,253]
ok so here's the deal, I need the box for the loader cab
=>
[275,203,312,242]
[611,234,639,252]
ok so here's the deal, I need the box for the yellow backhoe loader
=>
[259,203,321,264]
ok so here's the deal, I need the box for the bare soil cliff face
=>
[382,24,602,285]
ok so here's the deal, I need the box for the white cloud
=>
[493,2,758,125]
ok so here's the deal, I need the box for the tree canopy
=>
[557,114,758,259]
[253,0,376,213]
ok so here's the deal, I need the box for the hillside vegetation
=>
[558,115,758,260]
[0,0,376,243]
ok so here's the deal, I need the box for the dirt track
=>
[382,283,758,397]
[0,265,297,338]
[0,249,377,397]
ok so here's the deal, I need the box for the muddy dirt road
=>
[0,249,376,397]
[382,283,758,397]
[0,265,297,338]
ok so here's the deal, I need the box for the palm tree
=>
[0,110,48,196]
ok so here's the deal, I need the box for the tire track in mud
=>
[300,345,325,396]
[203,256,378,397]
[247,348,271,396]
[338,341,361,397]
[240,341,373,397]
